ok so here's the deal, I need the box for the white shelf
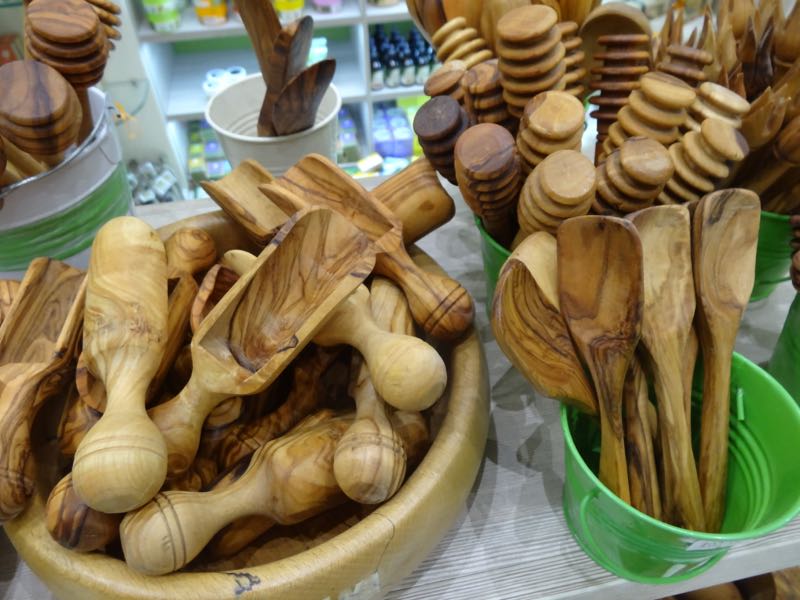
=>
[138,0,363,44]
[164,42,366,121]
[364,1,410,23]
[371,83,425,101]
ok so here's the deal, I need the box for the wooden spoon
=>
[263,154,474,341]
[148,207,374,478]
[121,414,353,575]
[490,232,597,415]
[72,217,169,514]
[557,215,644,504]
[629,205,705,531]
[235,0,282,80]
[272,59,337,136]
[0,259,85,521]
[693,188,760,532]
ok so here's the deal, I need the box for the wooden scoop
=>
[189,263,240,334]
[629,205,705,531]
[557,215,644,504]
[272,59,337,136]
[148,208,375,478]
[72,216,169,514]
[0,259,85,521]
[490,232,597,415]
[693,189,760,532]
[120,414,353,575]
[262,153,474,341]
[0,279,20,327]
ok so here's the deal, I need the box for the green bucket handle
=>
[578,490,729,583]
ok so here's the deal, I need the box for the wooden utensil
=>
[0,279,19,327]
[430,17,493,69]
[235,0,282,80]
[0,136,46,179]
[148,208,374,478]
[413,95,469,184]
[189,263,240,334]
[693,188,760,532]
[739,114,800,195]
[120,414,353,575]
[558,215,644,503]
[0,138,21,187]
[71,217,169,514]
[272,59,337,136]
[264,153,474,341]
[0,259,85,521]
[258,16,314,136]
[491,232,597,414]
[57,385,100,456]
[629,205,705,531]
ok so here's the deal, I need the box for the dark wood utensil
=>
[272,59,337,136]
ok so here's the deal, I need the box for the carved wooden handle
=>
[164,227,217,279]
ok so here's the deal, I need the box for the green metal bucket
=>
[562,353,800,584]
[752,211,792,302]
[768,293,800,402]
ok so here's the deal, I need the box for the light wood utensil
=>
[693,188,760,532]
[148,208,374,478]
[0,259,85,521]
[57,386,100,457]
[189,263,240,334]
[558,215,644,503]
[120,414,353,575]
[491,232,597,415]
[0,279,19,327]
[0,139,21,187]
[740,87,787,150]
[71,217,169,514]
[264,153,474,341]
[629,205,705,531]
[272,59,337,136]
[739,114,800,195]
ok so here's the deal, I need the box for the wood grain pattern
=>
[558,216,643,504]
[629,205,705,531]
[693,189,760,532]
[235,0,281,81]
[0,279,19,328]
[57,385,100,457]
[0,258,85,522]
[72,216,169,514]
[164,227,217,280]
[491,232,597,415]
[148,208,374,478]
[272,59,337,136]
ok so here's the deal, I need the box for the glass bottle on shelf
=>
[385,50,401,88]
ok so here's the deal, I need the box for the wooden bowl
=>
[5,210,490,599]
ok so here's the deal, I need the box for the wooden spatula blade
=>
[272,59,337,136]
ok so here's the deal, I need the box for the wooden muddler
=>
[72,216,169,514]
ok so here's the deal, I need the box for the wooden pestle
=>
[333,277,410,504]
[72,216,169,514]
[148,208,374,478]
[120,415,354,575]
[694,189,760,532]
[0,259,85,521]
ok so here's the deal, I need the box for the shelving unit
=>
[132,0,426,191]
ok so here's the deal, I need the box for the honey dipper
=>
[517,149,596,237]
[557,21,586,98]
[454,122,522,247]
[593,136,674,216]
[660,118,749,205]
[431,17,493,69]
[26,0,109,144]
[496,5,566,118]
[657,44,713,88]
[461,59,514,132]
[588,33,651,160]
[413,95,469,184]
[423,59,467,105]
[602,71,695,159]
[84,0,122,46]
[685,82,751,133]
[516,90,584,175]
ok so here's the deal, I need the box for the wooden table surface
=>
[1,182,797,599]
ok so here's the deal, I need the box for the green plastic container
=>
[475,217,510,316]
[752,210,792,301]
[562,353,800,584]
[768,293,800,402]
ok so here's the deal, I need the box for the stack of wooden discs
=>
[423,60,467,106]
[431,17,493,70]
[461,59,514,131]
[660,118,749,204]
[413,95,469,184]
[602,71,695,159]
[516,91,584,175]
[496,5,566,119]
[588,34,651,160]
[685,81,750,132]
[593,136,674,215]
[0,60,81,167]
[557,22,586,98]
[85,0,122,47]
[454,123,522,247]
[516,149,595,238]
[657,44,713,88]
[26,0,109,143]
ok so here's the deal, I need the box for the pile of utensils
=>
[236,0,336,137]
[0,156,474,574]
[0,0,120,190]
[492,192,761,533]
